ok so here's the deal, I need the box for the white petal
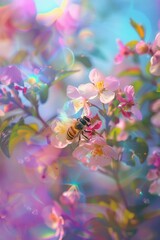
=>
[67,85,80,99]
[78,83,98,99]
[104,76,120,91]
[89,68,105,84]
[99,90,115,104]
[51,135,70,148]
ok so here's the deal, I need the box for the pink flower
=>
[148,179,160,195]
[150,50,160,76]
[150,33,160,76]
[88,68,120,104]
[148,151,160,167]
[117,85,142,120]
[0,5,16,40]
[135,41,149,54]
[114,39,133,64]
[0,109,5,117]
[151,99,160,112]
[56,3,81,34]
[60,185,80,205]
[147,169,159,181]
[147,151,160,195]
[51,117,75,148]
[150,99,160,128]
[73,136,118,170]
[67,69,119,106]
[151,112,160,128]
[66,84,96,115]
[0,65,22,85]
[150,32,160,54]
[42,202,64,240]
[88,114,102,134]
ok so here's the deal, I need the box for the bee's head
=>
[83,116,90,124]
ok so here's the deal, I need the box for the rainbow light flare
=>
[30,226,56,239]
[35,0,68,26]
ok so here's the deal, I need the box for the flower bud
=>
[135,41,149,54]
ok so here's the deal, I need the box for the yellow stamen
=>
[95,81,104,92]
[54,122,66,134]
[91,145,103,156]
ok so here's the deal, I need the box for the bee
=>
[67,116,91,141]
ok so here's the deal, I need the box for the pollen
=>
[55,122,67,134]
[91,145,103,156]
[95,81,104,91]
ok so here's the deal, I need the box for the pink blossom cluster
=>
[51,68,142,171]
[115,32,160,76]
[147,151,160,195]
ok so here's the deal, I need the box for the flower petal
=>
[147,169,159,181]
[114,53,124,64]
[103,145,118,160]
[124,85,134,100]
[104,76,120,91]
[51,135,70,148]
[131,106,142,120]
[73,97,86,113]
[78,83,98,99]
[67,85,80,99]
[99,90,115,104]
[154,32,160,48]
[150,51,160,76]
[89,68,105,84]
[73,145,90,163]
[149,179,160,195]
[0,109,5,116]
[151,112,160,128]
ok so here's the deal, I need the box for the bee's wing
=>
[63,98,85,116]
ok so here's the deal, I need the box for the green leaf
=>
[132,79,143,92]
[130,18,145,40]
[8,123,38,155]
[119,137,148,165]
[157,83,160,92]
[39,84,49,103]
[145,61,151,75]
[75,55,92,68]
[125,119,151,137]
[25,91,38,106]
[0,123,15,157]
[108,127,121,141]
[128,138,147,164]
[118,67,141,77]
[140,91,160,105]
[126,40,139,49]
[54,70,80,83]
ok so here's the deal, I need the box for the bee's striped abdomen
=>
[67,126,78,140]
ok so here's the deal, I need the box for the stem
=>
[90,103,105,116]
[11,89,49,129]
[102,103,106,115]
[11,89,32,116]
[112,170,128,209]
[90,99,128,208]
[36,108,49,128]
